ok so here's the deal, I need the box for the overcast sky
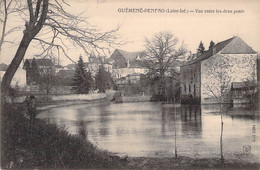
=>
[1,0,260,66]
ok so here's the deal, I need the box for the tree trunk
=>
[1,32,33,97]
[174,106,177,157]
[220,104,224,162]
[1,0,49,98]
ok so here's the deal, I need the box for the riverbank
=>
[2,101,260,169]
[114,95,152,102]
[125,156,259,169]
[1,102,124,169]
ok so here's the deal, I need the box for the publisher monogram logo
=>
[243,145,251,155]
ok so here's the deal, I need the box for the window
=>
[194,85,196,96]
[189,84,191,93]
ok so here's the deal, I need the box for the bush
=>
[150,94,165,101]
[35,95,54,106]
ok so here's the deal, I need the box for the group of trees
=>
[0,0,120,98]
[72,56,113,94]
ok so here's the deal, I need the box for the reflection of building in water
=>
[160,107,182,136]
[229,107,258,121]
[201,104,258,120]
[181,105,202,136]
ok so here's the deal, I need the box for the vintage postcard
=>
[0,0,259,169]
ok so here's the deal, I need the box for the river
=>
[37,102,260,162]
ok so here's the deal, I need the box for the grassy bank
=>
[1,102,259,169]
[1,103,123,169]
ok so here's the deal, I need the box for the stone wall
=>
[180,62,201,103]
[201,53,257,104]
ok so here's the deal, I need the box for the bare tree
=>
[203,55,233,104]
[143,32,186,95]
[39,68,56,95]
[0,0,26,50]
[203,55,234,162]
[1,0,121,97]
[243,63,258,105]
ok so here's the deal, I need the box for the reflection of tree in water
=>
[181,105,202,137]
[99,105,110,137]
[161,108,166,136]
[76,108,88,140]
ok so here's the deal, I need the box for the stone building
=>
[180,36,257,104]
[109,49,148,84]
[23,58,55,85]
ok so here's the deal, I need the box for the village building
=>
[180,36,257,104]
[86,54,112,76]
[54,64,64,73]
[63,63,76,70]
[109,49,148,85]
[23,58,55,85]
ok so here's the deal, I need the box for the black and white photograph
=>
[0,0,260,169]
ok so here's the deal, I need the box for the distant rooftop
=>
[116,49,146,61]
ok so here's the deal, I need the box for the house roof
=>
[65,64,76,69]
[116,49,146,61]
[183,37,235,66]
[181,36,256,67]
[110,49,146,68]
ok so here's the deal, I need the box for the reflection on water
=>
[38,102,260,161]
[181,105,202,137]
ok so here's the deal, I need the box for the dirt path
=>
[123,156,259,169]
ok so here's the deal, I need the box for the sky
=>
[1,0,260,66]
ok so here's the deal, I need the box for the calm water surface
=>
[38,102,260,161]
